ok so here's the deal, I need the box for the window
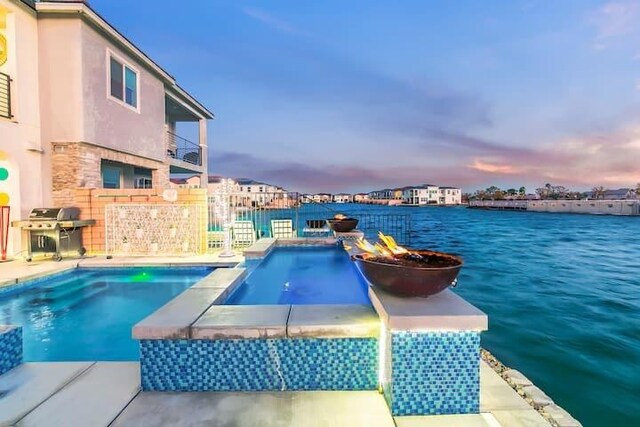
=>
[134,177,152,189]
[134,167,152,189]
[109,54,138,109]
[102,164,122,189]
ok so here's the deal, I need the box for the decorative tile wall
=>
[0,326,22,376]
[385,331,481,416]
[140,337,377,392]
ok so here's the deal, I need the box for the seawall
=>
[469,199,640,216]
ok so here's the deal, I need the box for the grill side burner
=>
[12,208,95,262]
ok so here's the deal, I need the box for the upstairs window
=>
[109,55,138,109]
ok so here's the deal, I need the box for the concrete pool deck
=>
[0,360,551,427]
[0,252,244,290]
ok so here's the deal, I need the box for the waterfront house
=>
[310,193,332,203]
[401,184,440,205]
[332,193,353,203]
[0,0,213,256]
[353,193,369,203]
[235,178,289,207]
[438,186,462,205]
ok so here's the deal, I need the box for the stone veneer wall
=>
[383,330,481,416]
[0,326,22,376]
[74,188,208,254]
[51,141,170,207]
[139,338,378,392]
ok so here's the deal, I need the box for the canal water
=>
[327,203,639,427]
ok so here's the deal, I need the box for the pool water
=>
[226,246,370,305]
[0,267,212,361]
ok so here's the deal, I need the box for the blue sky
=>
[91,0,640,193]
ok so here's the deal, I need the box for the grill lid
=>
[29,208,80,221]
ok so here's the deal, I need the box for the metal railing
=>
[0,72,12,119]
[166,131,201,166]
[207,192,412,249]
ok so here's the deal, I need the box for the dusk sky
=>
[92,0,640,193]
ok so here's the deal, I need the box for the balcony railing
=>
[166,131,202,166]
[0,72,12,119]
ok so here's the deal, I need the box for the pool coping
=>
[133,239,381,341]
[369,287,488,332]
[132,268,248,339]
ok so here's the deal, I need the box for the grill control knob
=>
[28,224,33,228]
[37,224,43,228]
[47,224,53,228]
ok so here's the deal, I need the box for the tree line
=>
[464,183,640,201]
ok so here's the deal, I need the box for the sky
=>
[91,0,640,193]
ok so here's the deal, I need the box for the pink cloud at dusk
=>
[468,160,520,175]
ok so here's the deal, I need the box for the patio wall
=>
[74,188,208,254]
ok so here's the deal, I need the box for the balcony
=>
[0,72,12,120]
[166,130,203,174]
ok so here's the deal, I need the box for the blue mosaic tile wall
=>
[0,327,22,376]
[140,338,377,392]
[385,331,480,416]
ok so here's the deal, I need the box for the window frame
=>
[101,163,123,189]
[106,49,140,113]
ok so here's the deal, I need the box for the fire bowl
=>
[352,250,463,297]
[327,218,359,232]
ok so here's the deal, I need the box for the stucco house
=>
[0,0,213,256]
[401,185,440,205]
[438,187,462,205]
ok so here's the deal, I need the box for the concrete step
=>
[17,362,140,427]
[0,362,93,426]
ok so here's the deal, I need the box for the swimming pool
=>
[0,267,212,361]
[225,246,370,305]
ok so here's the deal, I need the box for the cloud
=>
[468,159,520,174]
[209,35,493,139]
[210,150,488,193]
[242,7,310,36]
[481,123,640,188]
[588,1,640,49]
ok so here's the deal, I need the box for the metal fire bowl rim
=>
[352,250,464,271]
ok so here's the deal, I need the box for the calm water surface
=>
[332,204,639,427]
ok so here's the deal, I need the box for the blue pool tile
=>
[0,326,22,375]
[140,338,377,392]
[385,331,480,416]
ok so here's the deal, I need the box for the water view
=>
[325,203,639,427]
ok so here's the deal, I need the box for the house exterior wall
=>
[51,141,168,206]
[0,0,44,256]
[439,188,462,205]
[80,21,166,162]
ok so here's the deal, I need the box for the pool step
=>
[0,362,93,426]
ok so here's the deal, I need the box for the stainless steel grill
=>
[12,208,95,261]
